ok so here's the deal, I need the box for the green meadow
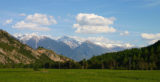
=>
[0,69,159,82]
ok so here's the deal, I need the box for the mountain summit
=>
[58,36,80,49]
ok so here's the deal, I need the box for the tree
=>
[81,59,88,69]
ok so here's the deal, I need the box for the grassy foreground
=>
[0,69,159,82]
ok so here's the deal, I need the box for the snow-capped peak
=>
[58,36,80,48]
[14,33,47,42]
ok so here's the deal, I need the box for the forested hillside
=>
[85,41,160,70]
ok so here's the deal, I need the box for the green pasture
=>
[0,69,159,82]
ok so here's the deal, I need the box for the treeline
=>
[0,61,81,69]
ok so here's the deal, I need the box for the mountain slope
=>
[0,29,70,65]
[37,37,73,55]
[86,40,160,69]
[37,47,71,62]
[72,41,111,60]
[15,35,125,61]
[0,30,39,64]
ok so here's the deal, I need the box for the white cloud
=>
[120,31,129,36]
[19,13,26,16]
[141,33,160,40]
[4,19,12,25]
[12,21,50,31]
[12,13,57,31]
[141,33,160,44]
[26,13,57,25]
[73,13,116,34]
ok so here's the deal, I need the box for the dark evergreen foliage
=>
[85,40,160,70]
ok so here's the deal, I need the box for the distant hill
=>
[37,47,71,62]
[0,29,70,66]
[86,40,160,70]
[15,34,127,61]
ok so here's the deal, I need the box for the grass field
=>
[0,69,159,82]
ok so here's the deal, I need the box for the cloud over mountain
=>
[141,33,160,44]
[12,13,57,31]
[73,13,116,34]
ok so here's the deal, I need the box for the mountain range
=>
[14,34,127,61]
[0,29,70,65]
[1,29,160,70]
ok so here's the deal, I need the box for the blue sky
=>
[0,0,160,47]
